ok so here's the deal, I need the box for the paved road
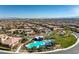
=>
[0,51,10,54]
[49,33,79,54]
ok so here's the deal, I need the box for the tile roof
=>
[3,37,22,45]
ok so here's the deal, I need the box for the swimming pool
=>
[25,40,55,49]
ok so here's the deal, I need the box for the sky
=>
[0,5,79,18]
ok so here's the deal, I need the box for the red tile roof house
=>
[0,36,22,50]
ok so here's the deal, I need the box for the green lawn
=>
[56,34,77,48]
[48,31,77,48]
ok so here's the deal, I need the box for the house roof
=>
[3,37,22,45]
[11,37,22,45]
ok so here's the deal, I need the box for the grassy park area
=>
[47,30,77,48]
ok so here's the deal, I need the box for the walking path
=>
[15,39,32,53]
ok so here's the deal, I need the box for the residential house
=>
[0,34,22,49]
[2,37,22,47]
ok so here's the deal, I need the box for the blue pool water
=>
[25,40,55,49]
